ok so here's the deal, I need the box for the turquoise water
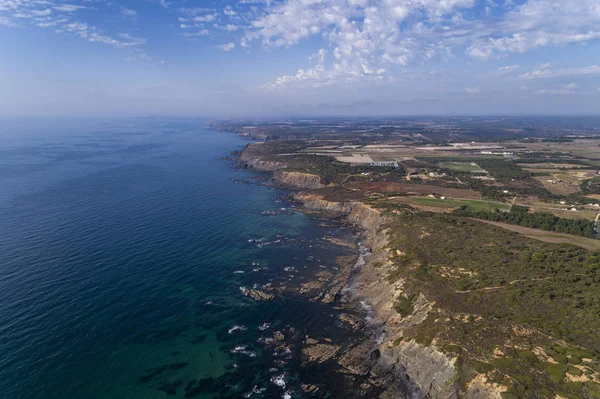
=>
[0,119,359,399]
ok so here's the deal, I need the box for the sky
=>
[1,0,600,117]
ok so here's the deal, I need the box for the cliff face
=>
[273,171,325,189]
[294,192,381,229]
[239,148,287,171]
[241,157,286,171]
[239,145,324,188]
[293,192,464,399]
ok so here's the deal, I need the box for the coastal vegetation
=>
[454,205,597,238]
[385,212,600,398]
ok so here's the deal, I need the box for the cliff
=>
[238,145,500,398]
[239,146,287,171]
[293,192,503,399]
[273,170,325,189]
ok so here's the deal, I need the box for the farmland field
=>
[344,181,482,199]
[409,197,511,212]
[439,161,488,173]
[532,169,598,195]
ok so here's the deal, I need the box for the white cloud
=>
[193,14,217,22]
[467,0,600,59]
[0,0,150,60]
[534,88,576,96]
[84,32,146,49]
[519,65,600,79]
[224,5,235,16]
[36,17,67,28]
[245,0,475,88]
[225,24,238,32]
[31,8,51,16]
[486,64,520,76]
[498,65,520,72]
[184,29,209,37]
[562,83,578,90]
[465,87,481,95]
[260,48,387,91]
[58,22,146,50]
[0,16,14,26]
[179,7,215,16]
[240,0,600,89]
[121,8,137,18]
[219,42,235,51]
[63,21,89,38]
[53,4,85,12]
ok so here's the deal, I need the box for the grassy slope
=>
[385,212,600,398]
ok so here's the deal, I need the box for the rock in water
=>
[301,384,321,395]
[239,286,275,301]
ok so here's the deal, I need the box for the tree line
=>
[454,205,596,238]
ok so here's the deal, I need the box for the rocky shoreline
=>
[233,141,512,399]
[234,145,441,398]
[292,192,460,399]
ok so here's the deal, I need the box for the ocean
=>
[0,119,370,399]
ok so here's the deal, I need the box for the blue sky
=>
[1,0,600,116]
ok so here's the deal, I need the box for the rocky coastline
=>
[235,143,470,399]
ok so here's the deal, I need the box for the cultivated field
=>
[439,161,488,173]
[344,182,482,199]
[334,154,374,164]
[393,196,511,212]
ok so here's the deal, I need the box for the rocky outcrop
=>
[239,147,287,171]
[239,146,323,188]
[239,287,275,301]
[386,341,458,398]
[241,157,286,171]
[293,192,383,231]
[273,170,324,189]
[302,341,341,363]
